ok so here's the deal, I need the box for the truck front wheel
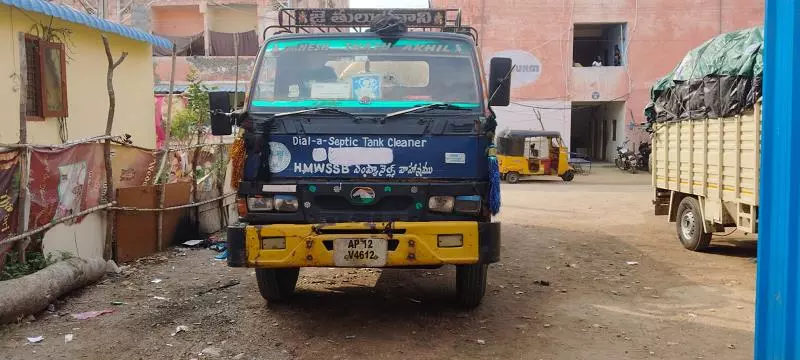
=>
[676,197,712,251]
[456,264,488,309]
[255,268,300,302]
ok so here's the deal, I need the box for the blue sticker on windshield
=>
[352,74,382,104]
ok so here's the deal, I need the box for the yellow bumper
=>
[242,221,481,268]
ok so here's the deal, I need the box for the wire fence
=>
[0,134,234,265]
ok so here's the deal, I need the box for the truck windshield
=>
[250,37,482,112]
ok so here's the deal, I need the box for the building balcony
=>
[570,66,629,102]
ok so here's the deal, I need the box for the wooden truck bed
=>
[652,102,760,234]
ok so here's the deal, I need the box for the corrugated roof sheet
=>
[1,0,172,49]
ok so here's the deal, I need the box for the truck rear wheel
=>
[456,264,488,309]
[255,268,300,302]
[505,172,520,184]
[676,197,712,251]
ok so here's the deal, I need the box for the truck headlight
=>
[454,195,481,214]
[428,196,455,213]
[274,195,299,212]
[247,196,273,212]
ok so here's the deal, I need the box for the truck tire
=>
[561,170,575,182]
[505,172,520,184]
[255,268,300,302]
[676,197,712,251]
[456,264,488,309]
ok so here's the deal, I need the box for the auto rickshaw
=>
[496,130,575,183]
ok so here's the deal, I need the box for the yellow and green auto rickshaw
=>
[496,130,575,183]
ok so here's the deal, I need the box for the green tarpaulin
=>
[646,26,764,123]
[651,26,763,96]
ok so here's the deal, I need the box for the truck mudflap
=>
[226,221,500,268]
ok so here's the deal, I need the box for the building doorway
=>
[570,101,626,161]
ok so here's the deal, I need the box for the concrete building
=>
[432,0,764,161]
[0,0,168,148]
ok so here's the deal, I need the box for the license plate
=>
[333,239,388,267]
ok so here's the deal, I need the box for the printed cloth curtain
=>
[208,30,259,56]
[153,33,206,56]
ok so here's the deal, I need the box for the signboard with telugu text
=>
[244,135,487,179]
[294,8,447,27]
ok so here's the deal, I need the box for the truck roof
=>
[266,30,476,44]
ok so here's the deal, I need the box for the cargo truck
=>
[647,26,763,251]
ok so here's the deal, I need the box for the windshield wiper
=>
[381,103,471,122]
[271,107,359,120]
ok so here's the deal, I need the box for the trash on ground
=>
[476,339,486,345]
[71,310,113,320]
[345,335,356,339]
[171,325,189,336]
[27,336,44,343]
[626,261,640,265]
[65,334,74,343]
[408,298,422,304]
[182,240,204,247]
[153,296,168,301]
[215,250,229,260]
[209,243,228,252]
[111,301,125,306]
[534,280,551,286]
[196,279,240,295]
[151,278,163,284]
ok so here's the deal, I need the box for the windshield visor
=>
[250,37,482,112]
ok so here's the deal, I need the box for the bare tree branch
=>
[100,34,127,260]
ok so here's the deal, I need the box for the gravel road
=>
[0,166,756,359]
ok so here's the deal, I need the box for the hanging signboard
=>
[294,8,447,27]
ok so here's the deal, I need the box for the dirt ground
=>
[0,165,757,360]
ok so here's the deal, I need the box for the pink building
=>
[147,0,348,104]
[433,0,764,160]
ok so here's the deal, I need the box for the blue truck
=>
[211,8,513,308]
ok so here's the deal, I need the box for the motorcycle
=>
[614,140,638,174]
[636,141,652,172]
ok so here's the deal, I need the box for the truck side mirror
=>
[209,92,233,136]
[210,111,233,136]
[488,57,513,107]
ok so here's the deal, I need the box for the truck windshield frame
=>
[248,34,484,114]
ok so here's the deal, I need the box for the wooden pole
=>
[233,33,239,109]
[155,44,177,252]
[153,44,177,184]
[101,35,127,261]
[16,33,29,264]
[0,203,117,246]
[191,129,202,234]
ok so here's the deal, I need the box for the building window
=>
[573,23,627,67]
[24,35,68,119]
